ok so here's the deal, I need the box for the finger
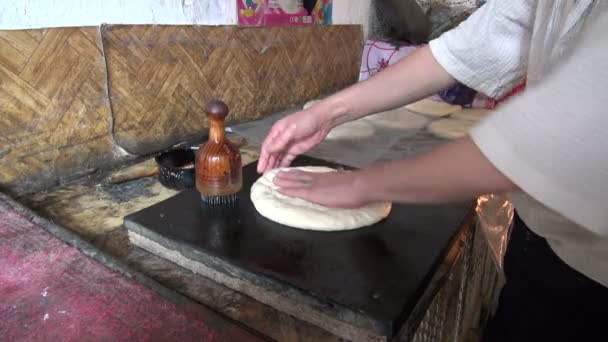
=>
[257,150,269,173]
[286,141,312,157]
[263,153,285,174]
[265,124,296,154]
[272,153,285,170]
[266,154,277,173]
[259,137,281,174]
[260,123,283,151]
[278,187,327,206]
[279,153,296,168]
[276,170,315,181]
[258,124,286,173]
[273,176,306,189]
[277,187,313,201]
[275,170,314,184]
[274,171,313,187]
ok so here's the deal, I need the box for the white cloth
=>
[429,0,535,99]
[430,0,608,286]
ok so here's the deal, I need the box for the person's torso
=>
[510,193,608,287]
[508,0,608,287]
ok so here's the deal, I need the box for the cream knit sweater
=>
[430,1,608,286]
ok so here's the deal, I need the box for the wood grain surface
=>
[0,27,116,195]
[104,25,363,154]
[0,25,363,195]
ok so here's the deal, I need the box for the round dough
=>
[326,119,375,140]
[303,99,320,110]
[451,108,490,122]
[428,118,476,139]
[363,108,430,130]
[250,167,392,231]
[405,98,462,117]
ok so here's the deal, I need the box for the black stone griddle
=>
[124,156,472,337]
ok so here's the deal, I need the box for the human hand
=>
[257,109,332,174]
[272,169,370,208]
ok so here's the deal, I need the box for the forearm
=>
[356,136,518,204]
[314,46,456,126]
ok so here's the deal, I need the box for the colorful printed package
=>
[238,0,332,27]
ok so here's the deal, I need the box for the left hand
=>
[273,169,370,208]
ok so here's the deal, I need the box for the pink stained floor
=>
[0,203,261,342]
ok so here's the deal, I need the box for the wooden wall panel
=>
[0,25,363,194]
[0,28,116,195]
[103,25,363,155]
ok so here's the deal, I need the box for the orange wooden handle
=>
[206,100,228,143]
[196,100,243,196]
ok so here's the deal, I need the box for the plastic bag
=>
[475,194,514,273]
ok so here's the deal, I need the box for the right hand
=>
[257,109,332,174]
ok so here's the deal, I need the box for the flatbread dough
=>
[303,99,320,110]
[405,98,462,117]
[326,119,375,140]
[363,107,430,130]
[428,118,476,139]
[305,99,375,140]
[250,167,392,231]
[451,108,490,122]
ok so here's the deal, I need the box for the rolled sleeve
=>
[429,0,535,99]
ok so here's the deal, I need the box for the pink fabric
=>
[359,40,526,108]
[359,40,463,105]
[359,40,420,81]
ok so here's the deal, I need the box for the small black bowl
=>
[155,148,196,190]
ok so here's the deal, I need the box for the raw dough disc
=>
[326,119,375,140]
[250,166,392,231]
[428,118,476,139]
[364,107,430,130]
[303,99,321,110]
[405,98,462,117]
[451,108,490,122]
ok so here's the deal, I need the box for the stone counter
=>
[21,108,501,341]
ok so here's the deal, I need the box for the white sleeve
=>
[429,0,535,99]
[470,11,608,236]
